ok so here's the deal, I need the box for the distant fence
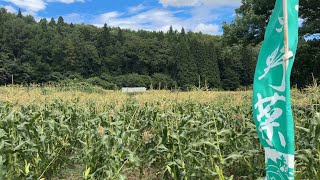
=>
[121,87,146,93]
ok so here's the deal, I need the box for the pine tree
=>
[239,45,257,86]
[57,16,64,25]
[191,39,221,88]
[167,26,176,43]
[97,23,111,57]
[17,9,22,18]
[157,31,165,40]
[176,31,198,90]
[48,17,56,26]
[117,27,124,44]
[181,27,185,35]
[222,68,240,90]
[65,40,77,72]
[39,18,47,29]
[102,23,111,41]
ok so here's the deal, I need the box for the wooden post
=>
[283,0,289,71]
[198,75,201,89]
[204,79,208,91]
[11,74,13,85]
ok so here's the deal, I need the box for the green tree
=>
[175,28,198,89]
[39,18,47,29]
[190,38,221,88]
[222,68,240,90]
[292,40,320,88]
[17,9,22,18]
[0,8,294,89]
[152,73,175,89]
[57,16,64,25]
[222,4,271,45]
[48,17,56,26]
[300,0,320,35]
[239,45,259,86]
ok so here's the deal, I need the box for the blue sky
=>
[0,0,242,35]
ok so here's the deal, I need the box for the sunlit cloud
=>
[159,0,241,7]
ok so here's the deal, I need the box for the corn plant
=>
[0,86,319,179]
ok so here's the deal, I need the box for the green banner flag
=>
[252,0,299,179]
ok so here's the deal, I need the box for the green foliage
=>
[48,17,56,26]
[222,0,275,45]
[190,38,221,88]
[57,16,64,25]
[46,72,65,82]
[300,0,320,35]
[152,73,176,90]
[48,80,106,94]
[175,34,198,90]
[85,77,117,90]
[0,1,319,90]
[292,40,320,88]
[222,0,320,88]
[0,8,249,91]
[114,73,152,88]
[221,68,240,91]
[0,87,319,179]
[17,9,22,18]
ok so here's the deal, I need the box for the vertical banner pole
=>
[283,0,289,71]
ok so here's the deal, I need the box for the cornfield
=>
[0,85,319,179]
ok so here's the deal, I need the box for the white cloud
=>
[4,0,46,14]
[4,0,86,15]
[128,4,146,14]
[2,1,224,35]
[155,0,238,35]
[98,11,122,21]
[94,9,179,31]
[63,13,86,23]
[159,0,241,7]
[194,23,220,35]
[93,8,221,35]
[47,0,85,4]
[159,0,199,7]
[0,5,17,13]
[191,5,218,22]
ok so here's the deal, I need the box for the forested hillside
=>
[0,0,319,90]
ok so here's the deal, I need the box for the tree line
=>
[0,0,319,90]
